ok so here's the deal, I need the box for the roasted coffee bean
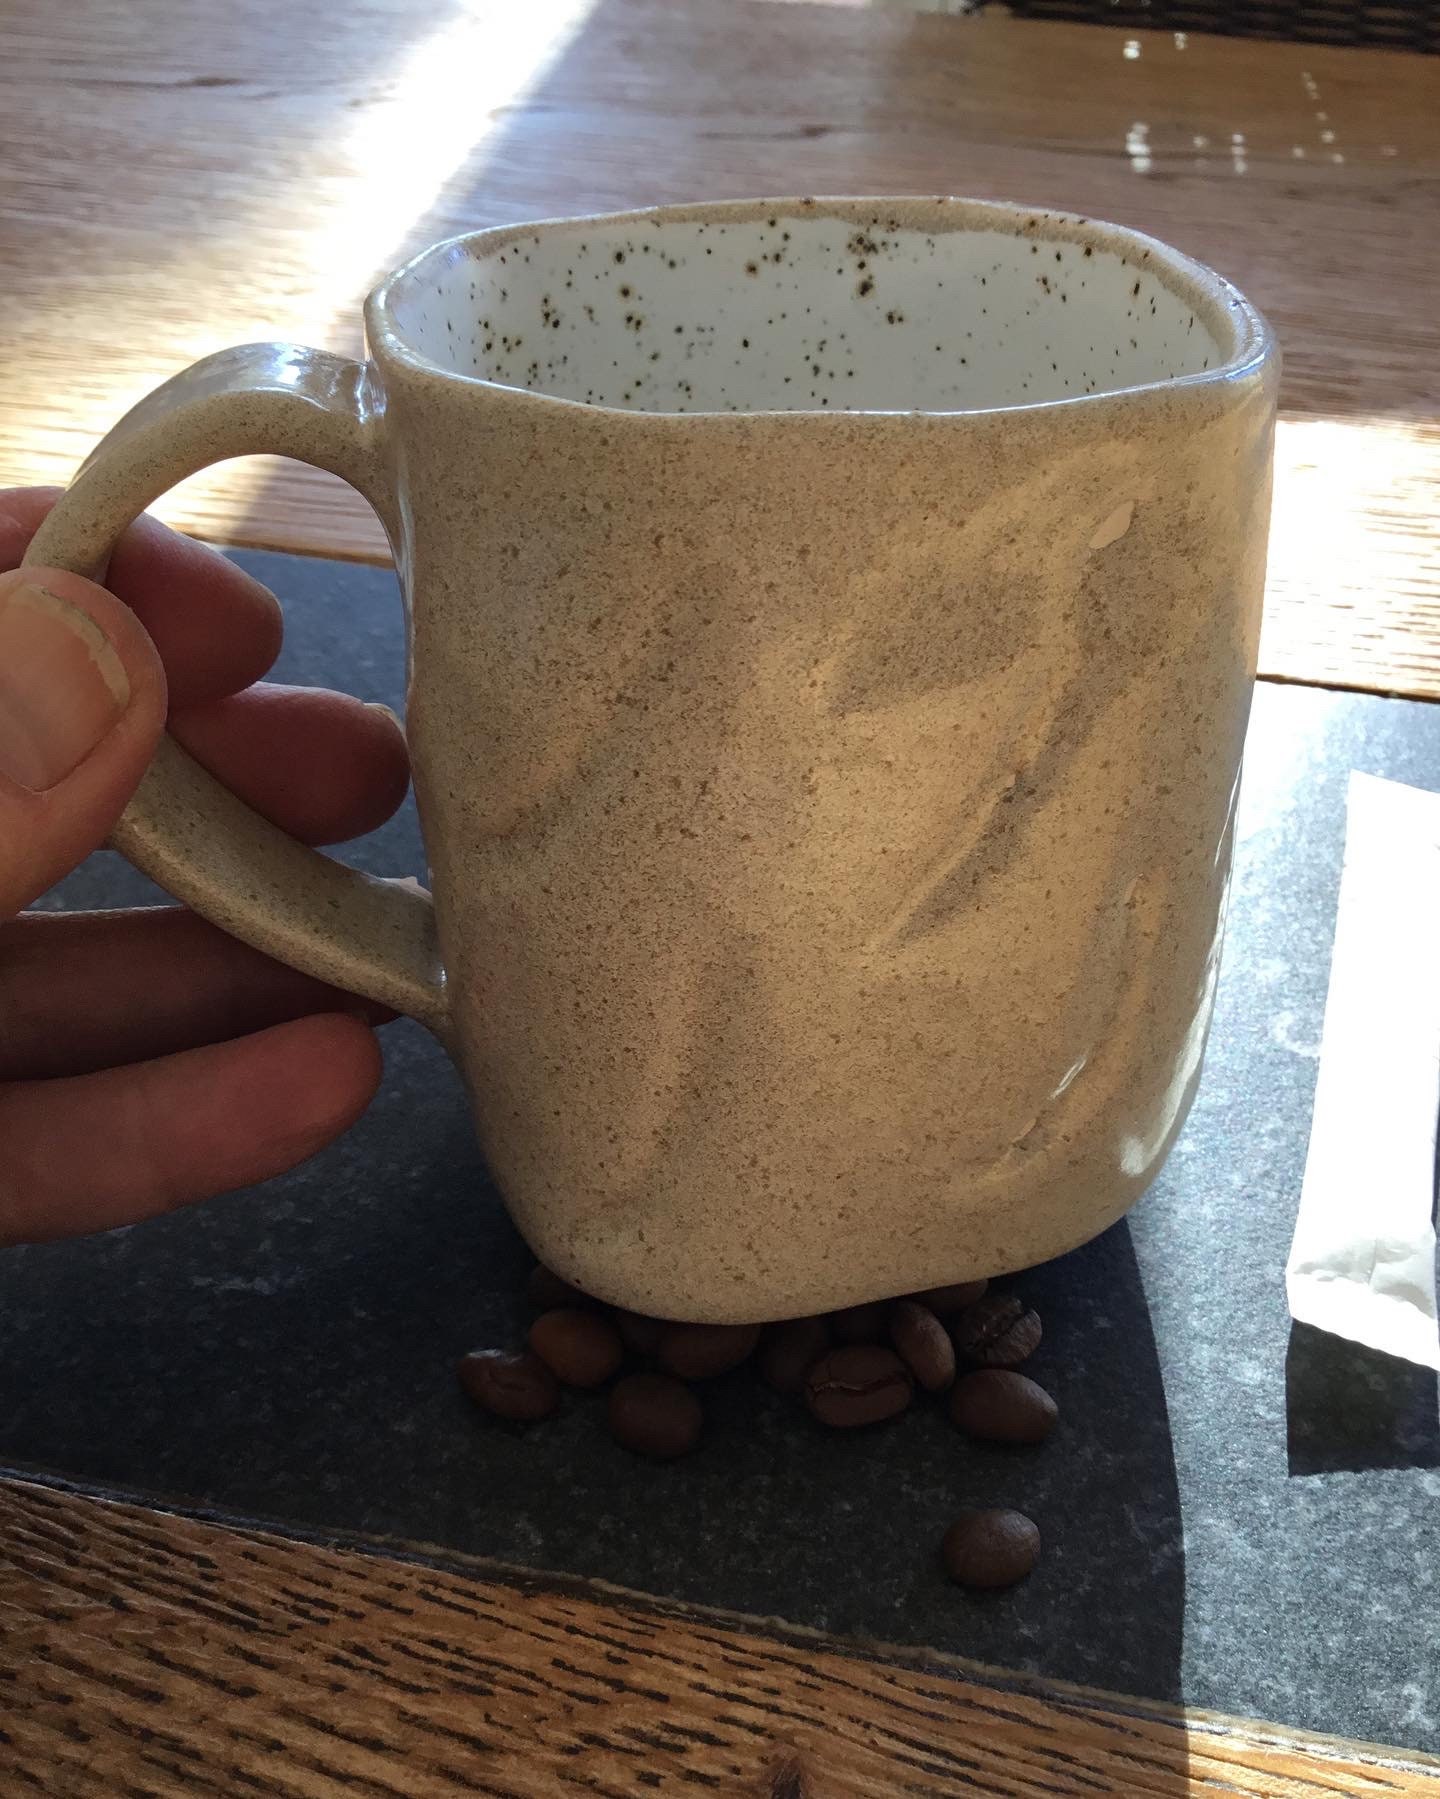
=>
[888,1300,955,1393]
[804,1345,913,1427]
[949,1370,1058,1444]
[525,1263,590,1311]
[529,1308,624,1388]
[759,1317,831,1395]
[656,1322,762,1380]
[910,1278,989,1317]
[456,1349,559,1422]
[829,1301,890,1344]
[952,1293,1042,1367]
[608,1373,703,1459]
[614,1309,666,1357]
[941,1509,1041,1589]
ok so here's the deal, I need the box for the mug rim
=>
[367,195,1275,420]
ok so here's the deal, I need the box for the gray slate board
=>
[2,548,1437,1750]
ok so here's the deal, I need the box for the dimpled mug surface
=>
[28,198,1276,1322]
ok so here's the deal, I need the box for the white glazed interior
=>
[383,201,1241,415]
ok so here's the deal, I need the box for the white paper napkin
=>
[1285,771,1440,1370]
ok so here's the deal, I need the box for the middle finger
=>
[0,908,394,1082]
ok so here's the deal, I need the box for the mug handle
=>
[22,342,448,1037]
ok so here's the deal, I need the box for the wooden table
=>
[3,0,1439,1790]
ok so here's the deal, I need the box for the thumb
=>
[0,567,167,916]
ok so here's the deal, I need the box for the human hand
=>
[0,488,411,1245]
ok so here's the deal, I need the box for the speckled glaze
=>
[28,198,1276,1322]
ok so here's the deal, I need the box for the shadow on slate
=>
[1287,1324,1440,1476]
[0,546,1186,1727]
[7,549,1440,1755]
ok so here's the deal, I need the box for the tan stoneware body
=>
[27,198,1276,1321]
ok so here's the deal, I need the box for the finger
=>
[3,487,283,707]
[0,908,393,1081]
[0,1013,382,1245]
[0,567,167,915]
[170,685,410,846]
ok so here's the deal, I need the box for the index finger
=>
[1,487,284,708]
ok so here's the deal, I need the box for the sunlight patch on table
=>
[1262,414,1440,693]
[7,0,596,538]
[287,0,598,344]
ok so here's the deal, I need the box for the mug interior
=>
[382,201,1246,415]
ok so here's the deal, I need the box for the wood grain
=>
[1,1474,1437,1798]
[1,0,1438,694]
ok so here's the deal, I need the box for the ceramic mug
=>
[28,198,1276,1321]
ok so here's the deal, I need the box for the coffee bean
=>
[759,1317,831,1395]
[829,1301,890,1344]
[529,1308,624,1388]
[941,1509,1040,1589]
[952,1293,1042,1367]
[656,1322,762,1380]
[804,1345,913,1427]
[950,1370,1058,1444]
[608,1373,703,1459]
[888,1300,955,1393]
[614,1309,666,1357]
[910,1278,989,1317]
[526,1263,590,1311]
[457,1350,559,1422]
